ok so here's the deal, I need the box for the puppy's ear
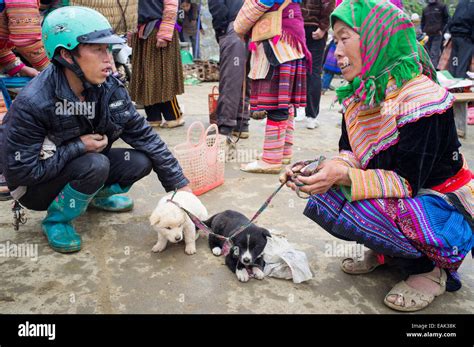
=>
[202,213,216,228]
[149,212,160,226]
[262,228,272,238]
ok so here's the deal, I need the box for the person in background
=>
[40,0,138,36]
[0,0,50,77]
[235,0,310,174]
[0,0,51,199]
[422,0,449,69]
[39,0,66,16]
[301,0,335,130]
[447,0,473,78]
[0,90,8,201]
[411,13,430,46]
[208,0,250,139]
[321,40,340,93]
[130,0,185,129]
[180,0,203,59]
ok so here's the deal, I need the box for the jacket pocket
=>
[49,114,82,144]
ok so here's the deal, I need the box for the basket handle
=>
[211,85,219,95]
[186,121,206,146]
[204,124,220,149]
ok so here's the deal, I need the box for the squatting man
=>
[1,7,192,253]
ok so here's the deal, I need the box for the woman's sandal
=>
[341,255,385,275]
[147,120,162,127]
[160,118,185,129]
[240,161,282,174]
[383,269,447,312]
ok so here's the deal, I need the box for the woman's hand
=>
[285,160,350,195]
[312,28,326,40]
[236,32,246,42]
[156,38,169,48]
[280,162,305,185]
[19,66,40,78]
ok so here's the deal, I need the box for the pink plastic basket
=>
[173,122,226,196]
[468,106,474,125]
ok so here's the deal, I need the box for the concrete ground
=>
[0,82,473,314]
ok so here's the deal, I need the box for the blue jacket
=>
[1,64,189,193]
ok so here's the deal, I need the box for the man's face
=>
[75,44,113,84]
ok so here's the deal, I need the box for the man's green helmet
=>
[42,6,125,60]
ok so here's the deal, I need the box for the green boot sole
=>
[42,226,82,253]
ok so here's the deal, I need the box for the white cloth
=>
[5,137,56,201]
[40,137,56,160]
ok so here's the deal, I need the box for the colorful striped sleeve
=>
[332,150,361,169]
[157,0,178,42]
[0,11,22,74]
[340,168,413,202]
[0,50,25,76]
[234,0,272,36]
[2,0,49,71]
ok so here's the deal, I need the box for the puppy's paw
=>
[236,268,250,282]
[152,243,166,253]
[252,267,265,280]
[212,247,222,256]
[185,244,197,255]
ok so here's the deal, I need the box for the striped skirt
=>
[303,187,473,289]
[250,58,307,111]
[130,29,184,106]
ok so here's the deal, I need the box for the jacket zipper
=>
[81,83,120,134]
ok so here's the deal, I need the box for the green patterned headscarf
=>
[331,0,438,106]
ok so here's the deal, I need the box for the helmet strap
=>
[53,53,94,92]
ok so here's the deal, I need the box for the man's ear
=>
[149,212,160,226]
[59,47,74,64]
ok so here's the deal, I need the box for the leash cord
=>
[167,181,286,255]
[167,156,324,254]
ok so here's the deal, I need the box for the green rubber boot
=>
[89,183,134,212]
[42,183,96,253]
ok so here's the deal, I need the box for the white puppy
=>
[150,191,208,255]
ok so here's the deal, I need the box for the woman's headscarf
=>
[331,0,437,106]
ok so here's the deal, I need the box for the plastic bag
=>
[263,235,313,284]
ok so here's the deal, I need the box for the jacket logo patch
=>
[110,100,125,109]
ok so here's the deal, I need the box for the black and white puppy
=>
[204,210,271,282]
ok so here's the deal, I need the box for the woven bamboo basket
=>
[70,0,138,34]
